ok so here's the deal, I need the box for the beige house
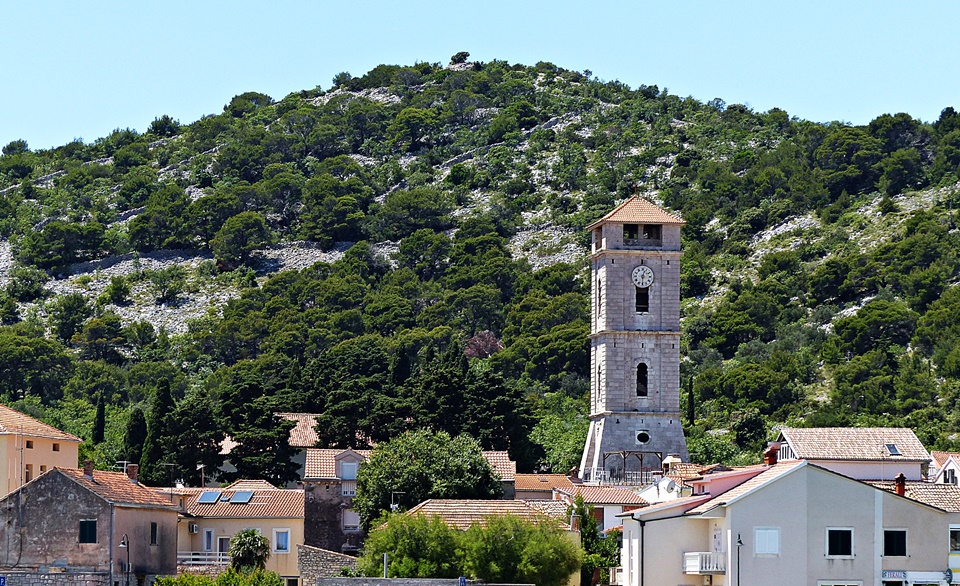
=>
[0,403,81,496]
[175,480,304,586]
[619,459,960,586]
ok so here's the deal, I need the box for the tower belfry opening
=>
[579,195,688,486]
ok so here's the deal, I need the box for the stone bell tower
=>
[579,196,688,484]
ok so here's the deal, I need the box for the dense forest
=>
[1,54,960,484]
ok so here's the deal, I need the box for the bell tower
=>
[580,196,688,483]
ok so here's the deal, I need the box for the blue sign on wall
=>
[459,578,466,586]
[0,575,7,586]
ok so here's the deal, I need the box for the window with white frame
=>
[950,526,960,552]
[816,582,862,586]
[273,529,290,554]
[343,509,361,531]
[826,527,854,558]
[340,462,358,480]
[754,527,780,556]
[203,529,214,552]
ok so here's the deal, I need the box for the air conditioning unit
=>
[188,522,199,534]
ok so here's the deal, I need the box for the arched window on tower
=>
[635,286,649,313]
[636,363,648,397]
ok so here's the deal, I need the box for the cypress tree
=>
[123,406,148,465]
[92,392,106,444]
[140,379,175,485]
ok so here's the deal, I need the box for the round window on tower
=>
[636,431,651,445]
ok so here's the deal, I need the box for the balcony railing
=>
[341,480,357,496]
[683,552,725,574]
[608,566,623,585]
[582,467,661,486]
[623,237,662,248]
[177,551,230,566]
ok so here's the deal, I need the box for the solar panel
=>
[231,491,254,504]
[197,491,221,504]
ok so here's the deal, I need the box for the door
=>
[218,536,231,563]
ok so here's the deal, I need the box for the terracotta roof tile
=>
[57,468,178,508]
[779,427,929,461]
[407,499,570,530]
[304,449,371,479]
[556,486,647,506]
[866,481,960,512]
[686,461,804,515]
[586,196,685,230]
[515,474,578,492]
[224,479,277,490]
[667,463,728,480]
[482,451,516,481]
[931,450,959,469]
[0,404,82,442]
[184,487,304,519]
[277,413,320,448]
[524,499,571,521]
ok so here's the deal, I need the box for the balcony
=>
[582,467,661,486]
[178,551,229,566]
[683,552,725,574]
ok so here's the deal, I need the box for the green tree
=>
[462,515,581,586]
[123,406,148,465]
[357,513,461,578]
[450,51,470,64]
[149,266,186,304]
[211,212,272,269]
[353,429,502,528]
[141,379,176,485]
[229,529,270,571]
[49,292,93,344]
[388,107,438,151]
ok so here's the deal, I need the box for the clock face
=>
[632,266,654,288]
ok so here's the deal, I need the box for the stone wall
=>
[315,581,533,586]
[297,545,357,585]
[0,572,108,586]
[303,481,363,553]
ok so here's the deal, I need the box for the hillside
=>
[1,56,959,483]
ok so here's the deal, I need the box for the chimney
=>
[569,514,581,531]
[763,443,780,466]
[895,473,906,497]
[568,466,579,480]
[83,460,95,479]
[126,464,139,484]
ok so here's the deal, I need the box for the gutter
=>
[109,504,115,586]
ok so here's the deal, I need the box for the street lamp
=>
[118,533,130,586]
[736,533,743,586]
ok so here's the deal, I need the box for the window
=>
[273,529,290,553]
[947,469,957,485]
[52,443,60,452]
[883,529,906,556]
[150,522,158,545]
[343,509,361,531]
[285,579,299,586]
[24,464,33,483]
[755,527,780,556]
[624,224,639,242]
[25,440,33,449]
[203,529,214,552]
[642,224,661,241]
[826,528,853,557]
[636,364,648,397]
[635,286,649,313]
[79,519,97,543]
[39,465,46,474]
[950,526,960,552]
[341,462,358,481]
[885,443,901,456]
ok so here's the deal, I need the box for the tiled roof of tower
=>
[586,196,685,229]
[183,486,304,518]
[304,448,371,479]
[277,413,320,448]
[0,404,82,442]
[515,474,579,492]
[57,468,177,508]
[482,451,516,480]
[778,427,929,461]
[556,486,647,506]
[866,481,960,512]
[406,499,571,530]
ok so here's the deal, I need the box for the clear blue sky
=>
[3,0,958,150]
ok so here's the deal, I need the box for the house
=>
[0,462,178,585]
[216,413,322,488]
[618,458,960,586]
[636,462,736,504]
[301,447,517,553]
[552,485,646,532]
[777,426,930,480]
[0,402,81,496]
[515,473,579,500]
[931,450,960,484]
[174,479,304,586]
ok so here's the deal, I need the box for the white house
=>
[777,427,930,481]
[931,451,960,485]
[619,459,960,586]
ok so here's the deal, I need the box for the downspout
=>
[639,520,645,586]
[109,504,115,586]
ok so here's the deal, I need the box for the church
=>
[579,195,689,484]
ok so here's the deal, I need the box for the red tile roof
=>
[556,486,647,506]
[57,468,178,509]
[482,451,516,481]
[515,474,578,492]
[931,450,959,469]
[778,427,929,461]
[686,461,804,515]
[586,196,685,230]
[866,481,960,512]
[183,486,304,519]
[627,495,714,518]
[224,479,277,490]
[407,499,571,530]
[0,404,82,442]
[277,413,320,448]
